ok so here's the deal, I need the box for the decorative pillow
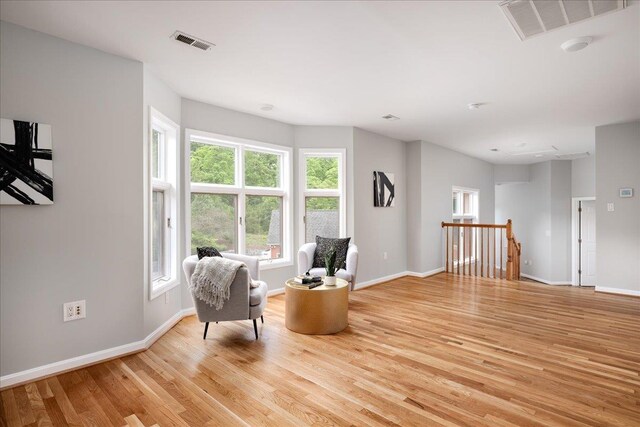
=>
[197,246,222,260]
[312,236,351,270]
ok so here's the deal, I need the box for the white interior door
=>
[580,200,597,286]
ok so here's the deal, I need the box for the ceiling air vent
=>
[171,31,215,51]
[499,0,627,40]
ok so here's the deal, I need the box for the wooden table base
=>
[285,278,348,334]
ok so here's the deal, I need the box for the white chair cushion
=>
[308,268,353,282]
[249,281,268,306]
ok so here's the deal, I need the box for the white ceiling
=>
[1,1,639,164]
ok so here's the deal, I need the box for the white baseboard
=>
[354,267,445,290]
[353,271,410,290]
[406,267,445,278]
[0,307,195,389]
[595,286,640,297]
[267,288,285,297]
[520,273,571,286]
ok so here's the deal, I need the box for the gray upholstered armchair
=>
[298,243,359,291]
[182,253,267,340]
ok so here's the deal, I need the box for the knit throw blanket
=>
[190,256,245,310]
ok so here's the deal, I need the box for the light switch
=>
[607,203,614,212]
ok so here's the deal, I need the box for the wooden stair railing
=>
[441,219,521,280]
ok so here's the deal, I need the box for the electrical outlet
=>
[383,252,388,260]
[607,203,615,212]
[63,300,86,322]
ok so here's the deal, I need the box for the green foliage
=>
[325,247,337,276]
[306,196,338,212]
[306,157,338,189]
[190,193,236,254]
[245,196,281,255]
[190,142,235,185]
[245,151,279,187]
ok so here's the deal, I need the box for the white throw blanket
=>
[190,257,245,310]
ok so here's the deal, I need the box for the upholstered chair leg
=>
[203,322,209,340]
[261,315,264,324]
[253,319,258,340]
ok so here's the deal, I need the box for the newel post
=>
[506,219,513,280]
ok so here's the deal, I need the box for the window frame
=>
[186,129,293,270]
[148,107,180,300]
[298,148,347,248]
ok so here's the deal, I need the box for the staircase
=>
[441,219,521,280]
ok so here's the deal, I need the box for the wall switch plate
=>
[607,203,615,212]
[63,300,86,322]
[383,252,388,260]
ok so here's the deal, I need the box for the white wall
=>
[405,141,423,272]
[180,98,297,298]
[549,161,572,282]
[353,128,407,282]
[571,155,596,198]
[142,67,183,335]
[495,164,530,184]
[496,161,573,283]
[0,22,144,375]
[595,121,640,293]
[420,142,495,273]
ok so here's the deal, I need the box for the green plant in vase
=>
[324,247,337,286]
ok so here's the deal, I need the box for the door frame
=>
[571,196,595,286]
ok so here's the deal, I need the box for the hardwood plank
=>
[1,274,639,426]
[0,390,21,427]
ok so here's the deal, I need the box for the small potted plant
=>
[324,247,338,286]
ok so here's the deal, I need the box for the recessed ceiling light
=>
[382,114,400,121]
[467,103,482,110]
[260,104,274,111]
[561,37,592,52]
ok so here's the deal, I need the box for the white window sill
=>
[259,259,293,271]
[150,277,180,300]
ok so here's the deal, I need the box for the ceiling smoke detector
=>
[382,114,400,121]
[171,31,215,51]
[561,37,592,52]
[499,0,626,41]
[467,103,482,110]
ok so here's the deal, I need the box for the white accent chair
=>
[182,253,268,340]
[298,243,359,291]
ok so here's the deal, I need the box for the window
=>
[187,130,292,268]
[452,187,479,266]
[149,107,180,299]
[299,149,346,246]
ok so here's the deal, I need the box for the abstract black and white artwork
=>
[373,171,395,207]
[0,119,54,205]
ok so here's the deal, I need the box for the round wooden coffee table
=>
[285,278,349,334]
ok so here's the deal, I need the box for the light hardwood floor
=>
[1,274,639,426]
